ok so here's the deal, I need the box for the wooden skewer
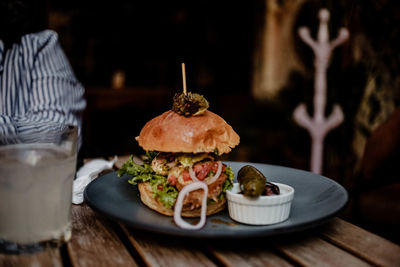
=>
[181,62,187,95]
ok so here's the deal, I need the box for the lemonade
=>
[0,143,76,245]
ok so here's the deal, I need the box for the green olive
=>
[237,165,266,197]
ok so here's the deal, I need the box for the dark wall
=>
[48,0,260,95]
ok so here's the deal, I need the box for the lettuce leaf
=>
[117,155,178,208]
[150,181,178,209]
[220,166,234,200]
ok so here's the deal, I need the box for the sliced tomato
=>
[195,163,211,180]
[193,164,203,173]
[183,170,191,182]
[167,175,177,186]
[157,184,163,191]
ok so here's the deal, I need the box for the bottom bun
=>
[138,182,226,217]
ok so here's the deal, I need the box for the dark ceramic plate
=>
[84,161,348,239]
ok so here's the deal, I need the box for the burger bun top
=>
[137,110,239,154]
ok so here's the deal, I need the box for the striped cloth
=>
[0,30,86,146]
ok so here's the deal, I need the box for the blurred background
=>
[40,0,400,242]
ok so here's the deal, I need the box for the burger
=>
[118,92,239,219]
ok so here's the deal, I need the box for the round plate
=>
[84,161,348,238]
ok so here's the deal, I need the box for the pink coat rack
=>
[293,9,349,174]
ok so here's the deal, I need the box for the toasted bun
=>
[137,110,239,154]
[138,182,226,217]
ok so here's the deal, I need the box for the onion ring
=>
[188,164,200,182]
[206,161,222,185]
[173,182,208,230]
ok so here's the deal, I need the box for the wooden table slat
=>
[68,204,138,267]
[0,248,62,267]
[208,246,295,267]
[275,235,372,267]
[120,225,218,267]
[321,218,400,267]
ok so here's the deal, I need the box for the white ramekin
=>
[226,183,294,225]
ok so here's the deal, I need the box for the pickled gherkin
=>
[237,165,266,197]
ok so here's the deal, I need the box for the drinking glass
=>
[0,122,78,253]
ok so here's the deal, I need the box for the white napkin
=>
[72,156,118,204]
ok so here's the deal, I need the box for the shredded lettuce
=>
[117,155,178,209]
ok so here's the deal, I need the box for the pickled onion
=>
[173,182,208,230]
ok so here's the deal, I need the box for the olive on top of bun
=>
[118,92,239,228]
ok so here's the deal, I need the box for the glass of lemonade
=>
[0,122,78,253]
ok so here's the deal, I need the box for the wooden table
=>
[1,203,400,267]
[2,155,400,266]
